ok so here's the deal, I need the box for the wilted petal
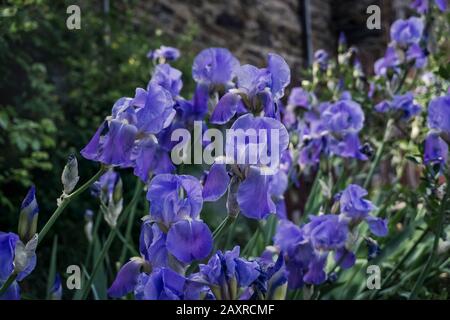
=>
[166,220,213,264]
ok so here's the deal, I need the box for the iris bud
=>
[61,154,79,194]
[18,186,39,243]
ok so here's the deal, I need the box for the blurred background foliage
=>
[0,0,197,297]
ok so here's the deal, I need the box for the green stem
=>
[0,273,17,296]
[212,216,235,241]
[38,166,107,245]
[363,119,394,190]
[118,195,139,266]
[409,188,448,299]
[78,179,143,300]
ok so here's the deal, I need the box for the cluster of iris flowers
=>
[0,0,449,300]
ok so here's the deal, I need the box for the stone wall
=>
[132,0,408,77]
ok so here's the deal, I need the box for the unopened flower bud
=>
[18,186,39,243]
[50,273,62,300]
[61,154,79,194]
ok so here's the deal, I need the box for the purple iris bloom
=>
[304,215,349,251]
[412,0,430,13]
[411,0,448,13]
[393,93,422,120]
[214,114,288,220]
[131,137,175,183]
[192,48,239,86]
[237,166,277,220]
[192,246,260,300]
[339,184,388,237]
[149,64,183,98]
[135,84,176,134]
[136,268,186,300]
[242,251,287,300]
[340,184,376,220]
[390,17,424,46]
[314,50,329,70]
[225,113,289,167]
[374,46,400,76]
[91,169,120,202]
[424,133,448,165]
[288,87,310,110]
[147,46,180,62]
[166,219,213,264]
[146,174,203,226]
[298,138,324,165]
[81,120,137,167]
[407,43,428,68]
[139,220,168,268]
[427,95,450,136]
[328,133,368,161]
[273,220,319,288]
[81,82,175,168]
[322,99,365,134]
[375,93,422,120]
[202,163,230,202]
[210,53,290,124]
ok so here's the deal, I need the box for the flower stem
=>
[409,186,449,299]
[0,273,17,296]
[78,178,143,300]
[38,166,107,245]
[363,119,394,190]
[212,216,235,241]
